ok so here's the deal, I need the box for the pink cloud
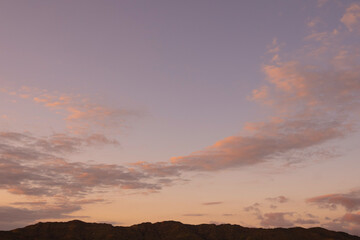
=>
[341,3,360,32]
[35,133,119,154]
[250,86,271,105]
[170,117,347,171]
[307,18,320,28]
[4,86,137,134]
[307,191,360,212]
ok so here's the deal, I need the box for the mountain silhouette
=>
[0,220,358,240]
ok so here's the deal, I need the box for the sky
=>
[1,0,360,236]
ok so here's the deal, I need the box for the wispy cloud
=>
[317,0,329,8]
[0,131,118,157]
[307,18,320,28]
[294,218,320,225]
[202,201,223,206]
[266,196,289,204]
[2,86,138,134]
[222,213,234,217]
[183,213,206,217]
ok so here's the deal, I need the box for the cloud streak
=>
[2,86,138,134]
[183,213,206,217]
[202,201,223,206]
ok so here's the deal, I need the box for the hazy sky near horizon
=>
[1,0,360,236]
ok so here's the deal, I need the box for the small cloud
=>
[266,196,289,204]
[306,213,317,218]
[267,38,280,54]
[208,221,225,225]
[260,212,294,228]
[250,86,269,102]
[244,203,260,212]
[307,18,320,28]
[202,201,223,206]
[294,218,320,225]
[222,213,234,216]
[183,213,206,217]
[244,203,262,219]
[317,0,328,8]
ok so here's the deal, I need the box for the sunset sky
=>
[1,0,360,236]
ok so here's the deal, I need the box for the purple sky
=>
[1,0,360,236]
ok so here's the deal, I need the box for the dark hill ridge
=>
[0,220,359,240]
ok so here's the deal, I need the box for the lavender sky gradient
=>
[1,0,360,236]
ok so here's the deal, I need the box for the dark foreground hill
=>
[0,220,359,240]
